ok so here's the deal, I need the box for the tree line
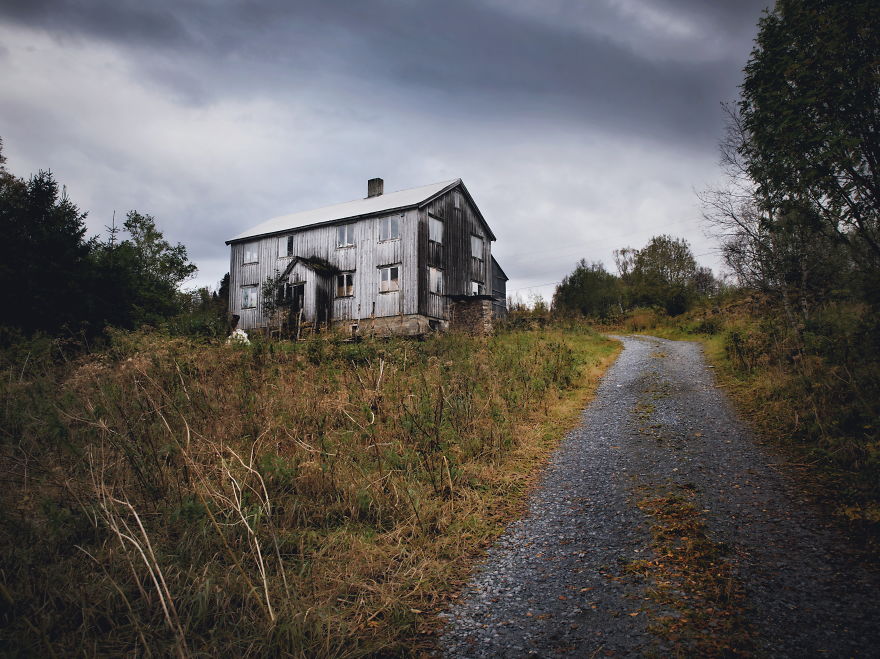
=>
[552,235,719,320]
[0,139,228,339]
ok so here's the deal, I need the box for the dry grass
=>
[0,325,618,656]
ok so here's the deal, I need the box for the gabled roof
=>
[228,178,486,244]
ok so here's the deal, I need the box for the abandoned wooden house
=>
[226,178,507,336]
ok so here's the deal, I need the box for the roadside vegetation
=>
[551,0,880,545]
[605,301,880,544]
[0,325,618,656]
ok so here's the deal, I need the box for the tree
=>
[552,260,621,319]
[0,139,198,334]
[0,141,92,333]
[90,211,197,328]
[740,0,880,277]
[626,235,701,316]
[700,106,849,320]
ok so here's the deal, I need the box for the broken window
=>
[429,267,444,294]
[337,224,355,248]
[379,265,400,292]
[243,243,259,264]
[429,216,444,243]
[471,235,484,260]
[379,216,400,241]
[336,272,354,297]
[470,281,484,296]
[241,285,259,309]
[279,235,293,258]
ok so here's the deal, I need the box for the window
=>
[279,235,293,258]
[429,216,444,243]
[337,224,355,248]
[379,265,400,292]
[336,272,354,297]
[470,281,484,296]
[429,267,444,294]
[241,285,259,309]
[471,235,484,260]
[379,216,400,241]
[243,243,259,264]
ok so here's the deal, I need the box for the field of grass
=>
[0,325,618,657]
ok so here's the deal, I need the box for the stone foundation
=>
[335,314,432,337]
[449,297,494,335]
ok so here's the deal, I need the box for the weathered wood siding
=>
[418,187,492,320]
[491,258,508,319]
[230,208,420,329]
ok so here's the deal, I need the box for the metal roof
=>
[228,178,461,243]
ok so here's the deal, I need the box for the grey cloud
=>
[0,0,769,290]
[0,0,762,147]
[1,0,193,47]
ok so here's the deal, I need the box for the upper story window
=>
[379,216,400,242]
[336,272,354,298]
[279,235,293,258]
[471,235,484,260]
[241,285,259,309]
[379,265,400,293]
[243,243,259,264]
[337,224,355,248]
[429,267,444,295]
[470,281,484,296]
[429,216,443,243]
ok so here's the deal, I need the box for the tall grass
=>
[0,325,616,656]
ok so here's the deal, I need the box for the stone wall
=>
[337,313,432,337]
[449,297,494,335]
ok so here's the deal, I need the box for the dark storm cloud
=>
[0,0,192,47]
[0,0,768,145]
[0,0,773,292]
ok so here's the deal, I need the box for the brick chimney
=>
[367,178,384,198]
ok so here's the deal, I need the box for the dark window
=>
[336,272,354,297]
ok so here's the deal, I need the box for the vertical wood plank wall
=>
[229,208,421,330]
[419,188,491,320]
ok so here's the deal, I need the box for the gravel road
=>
[440,335,880,657]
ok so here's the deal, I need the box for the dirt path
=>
[440,335,880,657]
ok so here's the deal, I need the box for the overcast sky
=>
[0,0,770,301]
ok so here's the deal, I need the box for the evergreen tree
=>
[0,140,91,333]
